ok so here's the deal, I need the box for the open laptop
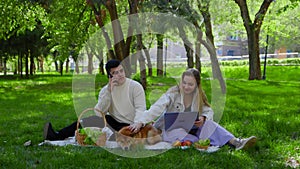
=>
[163,112,199,132]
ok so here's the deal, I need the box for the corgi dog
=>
[115,124,162,150]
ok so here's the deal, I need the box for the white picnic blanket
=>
[38,137,220,153]
[38,137,173,150]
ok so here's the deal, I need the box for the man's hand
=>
[128,123,143,133]
[108,76,119,91]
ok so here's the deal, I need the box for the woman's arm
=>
[142,92,172,123]
[201,105,214,121]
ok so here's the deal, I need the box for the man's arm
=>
[132,83,147,124]
[127,82,147,132]
[94,85,111,116]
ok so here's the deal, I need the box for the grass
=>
[0,65,299,168]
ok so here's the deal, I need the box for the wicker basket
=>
[195,145,209,150]
[75,108,107,146]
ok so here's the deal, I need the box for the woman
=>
[141,68,256,150]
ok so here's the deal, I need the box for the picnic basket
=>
[75,108,107,146]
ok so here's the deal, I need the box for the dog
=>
[115,124,162,150]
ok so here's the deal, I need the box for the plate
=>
[196,146,220,153]
[180,146,190,150]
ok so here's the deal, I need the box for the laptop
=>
[163,111,199,132]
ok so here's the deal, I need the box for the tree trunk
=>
[87,53,93,74]
[104,0,127,61]
[178,24,194,68]
[184,43,194,68]
[53,51,59,72]
[30,55,35,75]
[14,58,17,75]
[128,0,149,87]
[234,0,273,80]
[95,14,115,59]
[95,50,104,75]
[156,34,164,76]
[198,1,226,94]
[137,34,147,90]
[25,53,29,78]
[54,61,58,72]
[99,59,104,75]
[36,57,40,72]
[87,0,115,59]
[75,61,80,74]
[195,37,201,73]
[60,60,64,76]
[88,0,133,76]
[139,56,147,90]
[19,54,23,77]
[3,58,7,76]
[142,44,153,76]
[247,26,261,80]
[65,58,69,73]
[0,56,2,73]
[39,56,44,73]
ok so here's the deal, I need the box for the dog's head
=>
[115,126,135,150]
[115,132,134,150]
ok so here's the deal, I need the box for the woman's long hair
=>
[181,68,211,113]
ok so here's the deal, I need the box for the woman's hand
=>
[194,116,206,127]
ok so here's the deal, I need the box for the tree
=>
[86,0,135,76]
[43,0,92,75]
[0,0,47,77]
[129,0,148,89]
[261,1,300,53]
[0,0,45,40]
[150,0,226,93]
[234,0,274,80]
[196,0,226,93]
[84,26,106,75]
[85,0,152,89]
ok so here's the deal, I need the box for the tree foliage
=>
[0,0,46,40]
[0,0,299,80]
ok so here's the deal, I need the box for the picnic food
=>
[172,140,182,147]
[172,140,192,147]
[79,127,103,145]
[193,139,210,150]
[76,108,107,146]
[181,140,192,146]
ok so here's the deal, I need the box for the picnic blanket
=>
[38,137,173,150]
[38,137,220,153]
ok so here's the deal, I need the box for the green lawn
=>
[0,65,299,168]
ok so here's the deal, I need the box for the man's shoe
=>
[233,136,257,150]
[43,122,58,141]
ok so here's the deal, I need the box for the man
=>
[44,59,146,140]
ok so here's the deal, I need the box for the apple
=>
[184,140,192,146]
[181,141,186,146]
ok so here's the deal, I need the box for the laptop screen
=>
[164,112,198,131]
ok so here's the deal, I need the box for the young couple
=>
[44,59,256,150]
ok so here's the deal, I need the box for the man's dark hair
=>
[105,59,121,78]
